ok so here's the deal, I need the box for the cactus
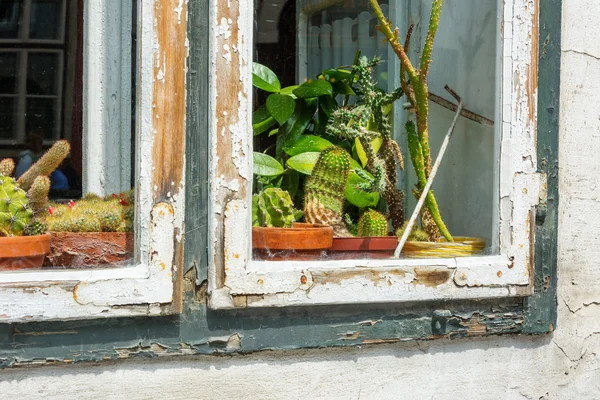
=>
[253,188,299,228]
[0,159,15,177]
[357,209,389,237]
[47,191,134,233]
[396,221,429,242]
[17,140,70,191]
[370,0,453,242]
[303,147,353,237]
[0,176,33,236]
[23,219,48,236]
[27,175,51,215]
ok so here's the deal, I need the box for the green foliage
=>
[252,188,301,228]
[253,152,284,177]
[396,221,429,242]
[47,191,134,233]
[357,209,388,237]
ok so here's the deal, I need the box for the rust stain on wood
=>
[413,268,451,287]
[152,0,187,197]
[311,268,406,285]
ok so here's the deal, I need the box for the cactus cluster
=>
[252,188,301,228]
[47,191,134,233]
[0,141,69,236]
[303,147,353,237]
[395,221,429,242]
[357,209,389,237]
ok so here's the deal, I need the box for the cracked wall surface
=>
[0,1,598,399]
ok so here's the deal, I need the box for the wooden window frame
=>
[207,0,546,309]
[0,0,186,323]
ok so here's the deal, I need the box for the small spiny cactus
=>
[0,176,33,236]
[0,159,15,177]
[304,147,352,237]
[357,209,389,237]
[252,188,299,228]
[395,221,429,242]
[17,140,70,191]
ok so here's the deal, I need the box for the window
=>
[208,0,545,308]
[0,0,186,322]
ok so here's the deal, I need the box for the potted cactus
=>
[303,147,398,259]
[0,141,70,270]
[252,187,333,261]
[43,191,134,268]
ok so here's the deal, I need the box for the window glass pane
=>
[0,1,136,271]
[0,0,21,39]
[0,52,18,94]
[29,0,62,40]
[26,52,59,95]
[0,98,16,139]
[252,0,498,261]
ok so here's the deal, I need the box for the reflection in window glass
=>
[252,0,498,261]
[0,1,137,271]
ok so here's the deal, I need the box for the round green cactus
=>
[357,209,389,237]
[304,146,352,237]
[253,187,297,228]
[0,176,33,236]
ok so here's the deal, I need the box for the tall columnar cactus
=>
[17,140,70,191]
[357,209,389,237]
[27,175,51,215]
[370,0,453,242]
[0,159,15,177]
[304,147,353,237]
[0,176,33,236]
[252,187,298,228]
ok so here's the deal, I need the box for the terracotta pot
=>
[0,234,51,270]
[252,223,333,261]
[44,232,134,268]
[328,236,399,259]
[401,236,486,258]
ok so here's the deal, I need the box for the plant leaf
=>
[332,81,355,96]
[346,169,380,208]
[293,80,333,99]
[252,105,277,136]
[253,152,284,176]
[280,85,299,98]
[355,136,384,167]
[319,95,337,118]
[286,152,320,175]
[283,135,333,156]
[277,100,315,157]
[266,94,296,124]
[319,68,353,82]
[252,62,281,93]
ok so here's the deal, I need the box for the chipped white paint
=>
[82,0,133,196]
[0,0,186,323]
[208,0,542,309]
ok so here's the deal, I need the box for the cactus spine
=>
[17,140,70,191]
[304,147,353,237]
[357,209,388,237]
[253,188,297,228]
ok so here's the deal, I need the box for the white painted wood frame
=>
[82,0,133,195]
[0,0,187,323]
[208,0,544,309]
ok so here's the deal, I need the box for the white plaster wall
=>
[0,1,599,399]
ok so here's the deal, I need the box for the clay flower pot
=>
[0,234,51,270]
[328,236,399,259]
[44,232,134,268]
[252,223,333,261]
[401,236,486,258]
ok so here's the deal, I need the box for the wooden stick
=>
[394,86,464,258]
[428,92,494,127]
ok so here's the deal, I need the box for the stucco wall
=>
[0,1,599,399]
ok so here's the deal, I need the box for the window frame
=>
[207,0,545,309]
[0,0,186,323]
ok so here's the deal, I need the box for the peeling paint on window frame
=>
[207,0,546,309]
[0,0,188,323]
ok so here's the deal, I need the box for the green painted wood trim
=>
[185,0,209,282]
[0,0,560,366]
[522,0,561,334]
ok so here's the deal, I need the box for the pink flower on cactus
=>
[68,200,76,210]
[48,206,54,216]
[119,198,129,206]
